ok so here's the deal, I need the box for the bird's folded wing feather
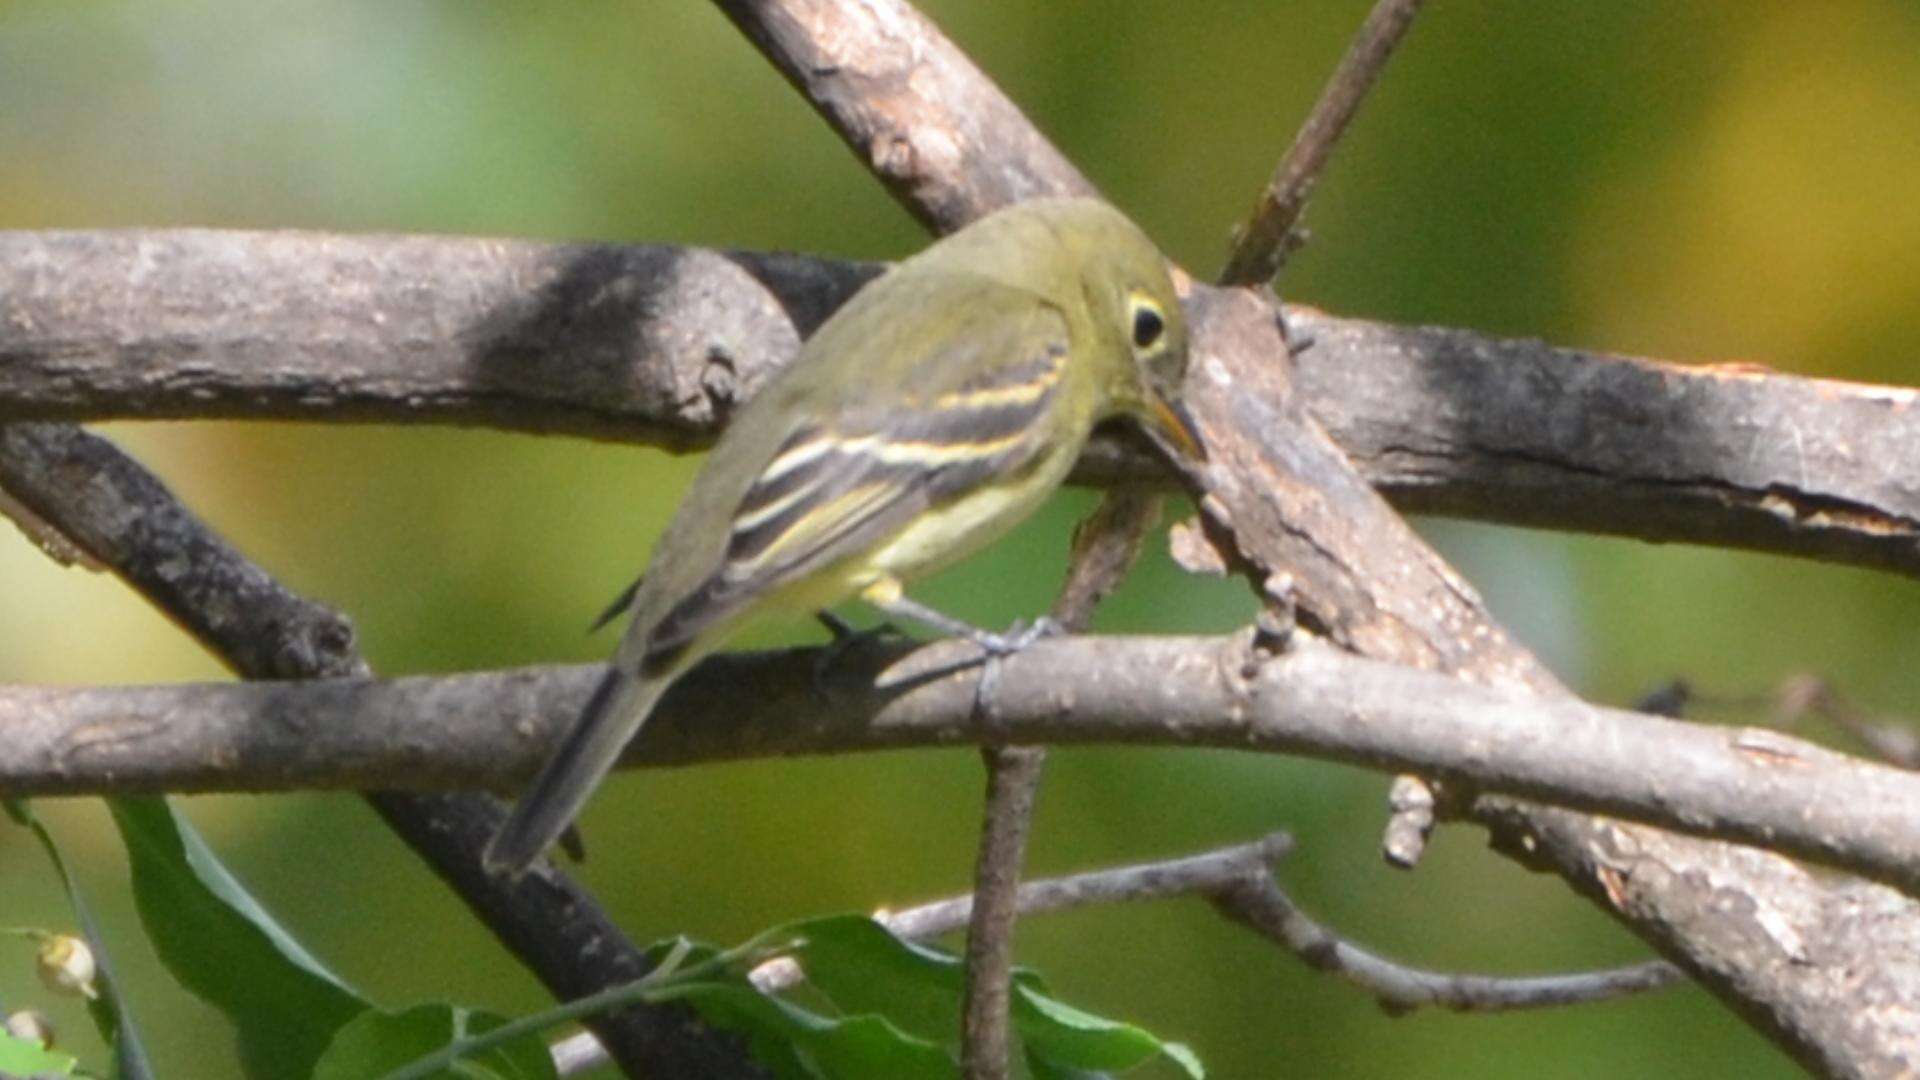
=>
[636,284,1072,671]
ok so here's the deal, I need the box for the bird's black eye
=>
[1131,303,1165,350]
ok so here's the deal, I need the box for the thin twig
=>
[960,746,1043,1080]
[894,832,1297,944]
[0,422,760,1078]
[754,833,1299,995]
[572,828,1679,1074]
[1771,675,1920,770]
[960,489,1166,1077]
[1212,876,1682,1014]
[1218,0,1429,285]
[756,830,1679,1016]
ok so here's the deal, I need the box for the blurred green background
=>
[4,1,1919,1075]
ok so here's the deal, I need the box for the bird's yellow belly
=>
[870,475,1056,581]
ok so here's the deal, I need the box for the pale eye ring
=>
[1131,302,1165,350]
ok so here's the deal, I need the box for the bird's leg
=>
[859,578,1061,715]
[861,589,1059,657]
[809,610,905,696]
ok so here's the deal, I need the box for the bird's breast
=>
[864,445,1076,586]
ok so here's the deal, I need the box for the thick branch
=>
[709,0,1095,233]
[7,633,1920,899]
[6,231,1916,579]
[1288,309,1920,579]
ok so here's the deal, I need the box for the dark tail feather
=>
[484,665,666,877]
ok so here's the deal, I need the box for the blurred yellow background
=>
[6,1,1920,1075]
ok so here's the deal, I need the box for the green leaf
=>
[316,1004,556,1080]
[105,796,368,1079]
[0,1028,80,1076]
[741,915,1203,1078]
[779,915,965,1045]
[1023,1045,1109,1080]
[1013,980,1203,1078]
[661,981,956,1080]
[3,799,155,1080]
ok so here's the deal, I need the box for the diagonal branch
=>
[0,423,761,1078]
[1771,674,1920,770]
[709,0,1095,233]
[1206,0,1436,868]
[6,231,1918,581]
[1219,0,1430,285]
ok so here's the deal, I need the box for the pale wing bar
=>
[639,344,1067,673]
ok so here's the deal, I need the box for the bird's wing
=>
[635,290,1072,673]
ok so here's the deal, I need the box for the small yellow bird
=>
[485,197,1200,875]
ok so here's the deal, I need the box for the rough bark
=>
[7,231,1917,579]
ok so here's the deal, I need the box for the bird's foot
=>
[811,611,904,697]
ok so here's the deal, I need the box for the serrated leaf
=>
[4,799,154,1080]
[106,796,367,1078]
[662,980,956,1080]
[315,1004,556,1080]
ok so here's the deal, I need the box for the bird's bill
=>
[1141,391,1207,462]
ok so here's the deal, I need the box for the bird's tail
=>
[483,665,669,877]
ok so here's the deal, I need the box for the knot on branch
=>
[466,245,799,440]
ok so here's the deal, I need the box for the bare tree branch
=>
[1771,675,1920,770]
[1236,0,1444,871]
[959,491,1166,1077]
[8,231,1917,582]
[1218,0,1430,284]
[9,633,1920,902]
[565,826,1676,1074]
[874,832,1296,944]
[1210,876,1683,1014]
[1287,309,1920,580]
[1167,280,1920,1074]
[958,746,1039,1080]
[776,829,1685,1016]
[708,0,1095,233]
[0,423,761,1078]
